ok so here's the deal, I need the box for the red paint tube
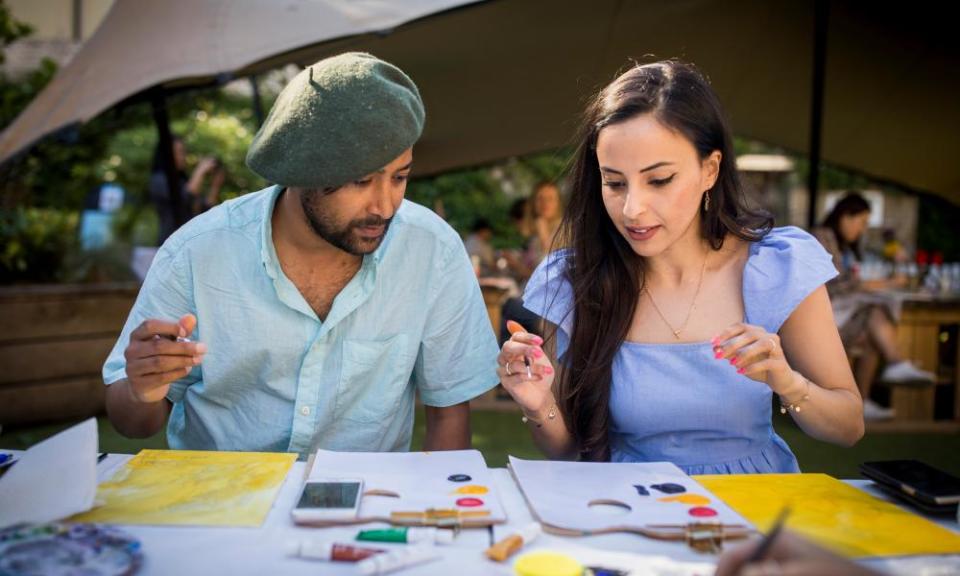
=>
[286,540,384,562]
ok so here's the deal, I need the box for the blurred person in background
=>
[497,180,566,343]
[149,136,225,245]
[525,180,564,265]
[464,217,497,276]
[500,198,537,282]
[813,193,934,420]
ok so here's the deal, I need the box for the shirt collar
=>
[260,185,399,273]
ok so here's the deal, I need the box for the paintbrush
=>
[506,320,533,378]
[744,506,791,566]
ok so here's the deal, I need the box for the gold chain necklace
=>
[643,250,709,339]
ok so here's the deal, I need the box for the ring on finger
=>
[504,360,514,376]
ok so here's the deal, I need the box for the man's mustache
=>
[352,216,391,228]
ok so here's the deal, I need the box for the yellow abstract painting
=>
[72,450,296,527]
[696,473,960,558]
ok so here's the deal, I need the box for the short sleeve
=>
[413,242,500,407]
[101,241,200,403]
[522,249,575,359]
[743,226,839,334]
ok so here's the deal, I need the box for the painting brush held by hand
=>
[506,320,533,379]
[745,506,791,565]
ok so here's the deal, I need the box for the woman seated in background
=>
[813,193,935,420]
[496,60,864,472]
[498,184,565,343]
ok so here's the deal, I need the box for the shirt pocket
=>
[336,334,414,425]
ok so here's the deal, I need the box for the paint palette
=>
[0,523,142,576]
[509,457,751,533]
[303,449,507,527]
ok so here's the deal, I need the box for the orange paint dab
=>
[658,494,711,506]
[453,485,489,495]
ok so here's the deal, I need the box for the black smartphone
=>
[860,460,960,507]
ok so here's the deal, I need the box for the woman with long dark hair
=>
[496,61,864,472]
[813,193,934,420]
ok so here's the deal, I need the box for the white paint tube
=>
[357,545,441,575]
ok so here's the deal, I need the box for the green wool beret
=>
[245,52,425,189]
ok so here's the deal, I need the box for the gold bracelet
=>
[779,374,811,414]
[521,404,557,427]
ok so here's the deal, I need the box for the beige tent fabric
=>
[0,0,477,162]
[2,0,958,203]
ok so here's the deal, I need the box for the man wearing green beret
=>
[102,53,500,454]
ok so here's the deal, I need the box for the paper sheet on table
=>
[0,418,98,529]
[696,473,960,558]
[508,457,749,532]
[71,449,296,527]
[309,449,507,522]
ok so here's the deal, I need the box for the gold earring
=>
[704,191,711,212]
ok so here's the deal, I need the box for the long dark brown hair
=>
[821,192,870,261]
[551,60,773,461]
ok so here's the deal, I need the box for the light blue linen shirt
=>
[103,185,499,454]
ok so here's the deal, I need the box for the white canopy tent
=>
[2,0,957,210]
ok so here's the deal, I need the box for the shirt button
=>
[300,406,311,416]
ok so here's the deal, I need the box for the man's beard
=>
[299,192,392,255]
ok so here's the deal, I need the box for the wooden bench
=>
[869,295,960,432]
[0,283,139,427]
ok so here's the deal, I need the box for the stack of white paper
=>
[0,418,98,528]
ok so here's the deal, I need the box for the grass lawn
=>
[2,410,957,479]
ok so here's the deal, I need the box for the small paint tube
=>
[357,545,441,575]
[357,527,454,545]
[285,540,383,562]
[484,522,541,562]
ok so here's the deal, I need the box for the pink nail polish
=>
[737,368,745,374]
[544,366,554,375]
[730,357,738,365]
[532,336,544,345]
[533,348,543,359]
[714,352,723,359]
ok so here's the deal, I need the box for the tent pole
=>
[250,75,265,128]
[150,87,183,229]
[807,0,829,229]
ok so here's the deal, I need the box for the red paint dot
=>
[456,497,484,507]
[689,506,718,517]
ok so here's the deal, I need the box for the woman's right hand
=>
[496,330,556,415]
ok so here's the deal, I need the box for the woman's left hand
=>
[712,322,795,394]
